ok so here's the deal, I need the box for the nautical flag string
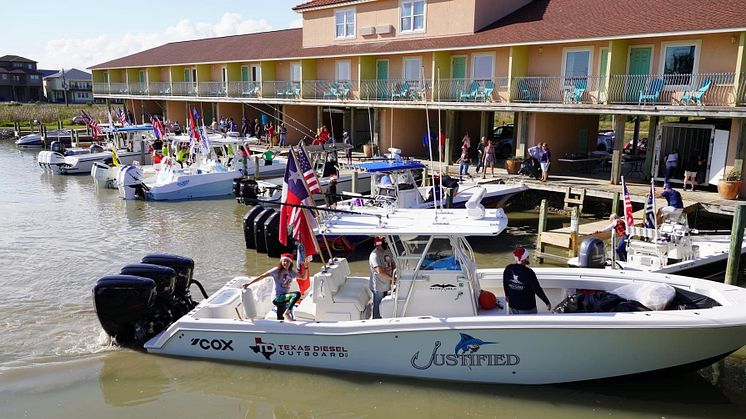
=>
[621,177,634,228]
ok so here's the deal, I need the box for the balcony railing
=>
[90,72,744,108]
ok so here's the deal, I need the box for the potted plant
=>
[363,140,377,158]
[505,157,523,174]
[717,167,742,200]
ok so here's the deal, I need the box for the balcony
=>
[90,72,745,110]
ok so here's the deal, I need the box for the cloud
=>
[39,13,273,70]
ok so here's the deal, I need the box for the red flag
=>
[279,152,318,255]
[622,178,634,228]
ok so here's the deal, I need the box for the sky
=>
[1,0,304,71]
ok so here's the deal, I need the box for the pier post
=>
[725,203,746,286]
[254,156,260,179]
[351,171,358,194]
[536,199,548,263]
[611,191,620,215]
[569,207,580,258]
[422,167,429,187]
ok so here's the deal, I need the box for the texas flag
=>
[279,152,318,256]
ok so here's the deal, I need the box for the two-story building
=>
[89,0,746,191]
[43,68,94,104]
[0,55,44,102]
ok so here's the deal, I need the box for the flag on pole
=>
[80,110,103,140]
[149,114,165,140]
[199,124,211,156]
[279,152,319,256]
[118,108,127,126]
[621,177,635,228]
[645,181,658,229]
[296,144,322,194]
[189,107,201,142]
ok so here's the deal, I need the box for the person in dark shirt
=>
[657,183,684,222]
[503,247,551,314]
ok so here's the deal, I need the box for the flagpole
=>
[422,66,438,218]
[436,67,444,210]
[290,146,332,263]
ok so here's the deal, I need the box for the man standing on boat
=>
[369,236,396,319]
[503,247,551,314]
[657,183,684,222]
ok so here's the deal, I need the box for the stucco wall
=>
[284,105,318,144]
[529,113,601,173]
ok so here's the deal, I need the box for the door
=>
[627,47,651,103]
[241,66,249,82]
[376,60,389,99]
[708,130,729,185]
[655,123,715,184]
[598,48,609,102]
[451,56,466,99]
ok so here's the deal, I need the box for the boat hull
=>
[146,318,746,384]
[146,173,239,201]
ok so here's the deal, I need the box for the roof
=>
[43,68,91,80]
[90,0,746,70]
[0,55,36,63]
[293,0,370,11]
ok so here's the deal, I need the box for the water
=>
[0,140,744,418]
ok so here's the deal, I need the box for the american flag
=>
[149,114,165,140]
[279,152,318,256]
[118,108,127,126]
[622,177,635,228]
[296,144,321,194]
[80,110,102,140]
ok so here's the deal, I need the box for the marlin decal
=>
[430,284,456,289]
[454,333,495,354]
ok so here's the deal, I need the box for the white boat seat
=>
[313,258,370,320]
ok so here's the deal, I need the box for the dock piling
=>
[536,199,548,263]
[725,203,746,286]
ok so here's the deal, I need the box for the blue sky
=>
[1,0,303,71]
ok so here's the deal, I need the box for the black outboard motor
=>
[141,254,197,317]
[119,263,177,332]
[92,275,157,345]
[243,206,265,249]
[578,237,607,268]
[50,140,65,154]
[264,211,292,258]
[254,208,276,254]
[239,178,260,205]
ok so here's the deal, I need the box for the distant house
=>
[0,55,44,102]
[44,68,94,104]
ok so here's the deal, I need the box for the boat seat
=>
[313,258,371,320]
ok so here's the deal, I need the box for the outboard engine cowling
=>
[243,205,265,249]
[239,178,260,205]
[92,275,156,345]
[117,165,147,200]
[50,140,65,154]
[254,208,275,254]
[578,237,606,268]
[140,254,197,318]
[120,264,176,302]
[264,211,292,258]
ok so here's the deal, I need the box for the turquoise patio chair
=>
[323,82,339,99]
[475,80,495,102]
[458,81,479,101]
[563,79,587,103]
[336,82,351,99]
[391,82,410,100]
[638,79,664,104]
[680,79,712,106]
[517,79,538,102]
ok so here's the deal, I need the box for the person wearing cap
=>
[243,253,309,321]
[327,174,339,208]
[369,236,396,319]
[342,131,352,164]
[503,247,551,314]
[657,183,684,222]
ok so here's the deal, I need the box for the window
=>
[562,47,592,86]
[660,41,699,86]
[472,54,494,80]
[290,63,301,83]
[335,9,355,39]
[30,75,39,81]
[401,0,425,33]
[336,61,351,81]
[403,57,421,81]
[2,74,7,80]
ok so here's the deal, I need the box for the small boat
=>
[572,217,746,279]
[38,125,154,175]
[92,206,746,384]
[117,138,288,201]
[15,130,72,148]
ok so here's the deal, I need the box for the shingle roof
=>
[293,0,366,11]
[43,68,91,80]
[0,55,36,63]
[90,0,746,70]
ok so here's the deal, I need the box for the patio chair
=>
[563,79,587,103]
[243,85,259,97]
[323,82,340,99]
[638,79,664,104]
[475,80,495,102]
[336,82,351,100]
[458,81,479,101]
[391,82,410,100]
[517,79,538,102]
[680,79,712,106]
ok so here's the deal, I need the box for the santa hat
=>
[280,253,294,264]
[373,236,385,246]
[513,247,529,263]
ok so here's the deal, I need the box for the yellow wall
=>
[359,56,376,80]
[147,68,160,83]
[226,63,241,81]
[261,61,276,82]
[92,70,105,83]
[170,66,185,83]
[301,59,318,81]
[196,64,210,82]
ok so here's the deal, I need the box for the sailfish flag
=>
[622,177,634,228]
[644,183,657,228]
[279,152,319,256]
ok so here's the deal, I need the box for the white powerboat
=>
[15,129,72,148]
[93,207,746,384]
[39,125,154,175]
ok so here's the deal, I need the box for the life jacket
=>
[614,219,627,237]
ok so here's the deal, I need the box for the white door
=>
[708,129,729,185]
